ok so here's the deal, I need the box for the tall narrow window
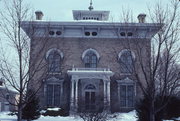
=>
[46,84,61,107]
[119,50,134,73]
[120,85,134,107]
[48,50,61,73]
[84,51,97,68]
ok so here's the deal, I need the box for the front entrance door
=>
[84,84,96,111]
[85,91,95,111]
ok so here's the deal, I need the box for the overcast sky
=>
[29,0,170,21]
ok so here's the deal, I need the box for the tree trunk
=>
[150,100,155,121]
[17,105,22,121]
[17,89,23,121]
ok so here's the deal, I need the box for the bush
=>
[165,96,180,119]
[136,95,180,121]
[22,90,40,120]
[136,96,150,121]
[41,107,68,117]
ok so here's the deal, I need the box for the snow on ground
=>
[111,110,137,121]
[0,110,137,121]
[46,107,61,111]
[163,117,180,121]
[1,110,178,121]
[37,110,137,121]
[0,112,16,121]
[37,115,80,121]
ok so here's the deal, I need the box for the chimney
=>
[35,10,44,20]
[138,14,146,23]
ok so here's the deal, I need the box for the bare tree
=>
[132,0,180,121]
[119,7,135,23]
[109,0,180,121]
[0,0,49,120]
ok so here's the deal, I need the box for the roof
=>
[21,21,163,39]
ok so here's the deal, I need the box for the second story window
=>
[48,51,61,72]
[82,48,100,68]
[84,51,97,68]
[46,48,63,73]
[119,50,135,74]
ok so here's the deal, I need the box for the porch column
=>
[75,79,79,111]
[107,81,110,107]
[103,80,107,105]
[70,80,75,113]
[103,79,111,111]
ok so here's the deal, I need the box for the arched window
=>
[46,48,63,73]
[82,48,100,68]
[119,50,135,74]
[84,51,97,68]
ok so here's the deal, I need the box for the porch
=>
[67,67,114,114]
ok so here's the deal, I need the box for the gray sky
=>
[30,0,170,21]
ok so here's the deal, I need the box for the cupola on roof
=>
[72,0,110,21]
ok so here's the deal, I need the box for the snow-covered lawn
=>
[0,111,179,121]
[0,112,17,121]
[0,111,137,121]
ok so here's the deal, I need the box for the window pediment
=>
[46,77,63,84]
[116,77,135,84]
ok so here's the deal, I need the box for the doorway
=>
[84,84,96,111]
